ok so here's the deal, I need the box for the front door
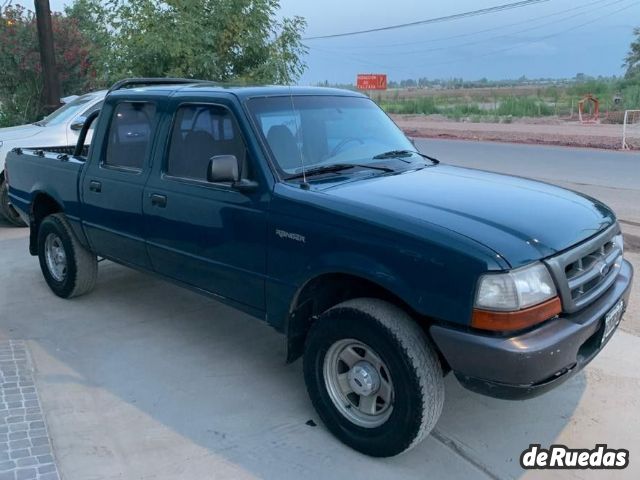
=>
[81,100,157,269]
[143,99,268,310]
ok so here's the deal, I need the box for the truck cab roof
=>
[107,83,366,100]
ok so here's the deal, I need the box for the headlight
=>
[475,262,557,311]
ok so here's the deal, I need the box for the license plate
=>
[602,299,624,345]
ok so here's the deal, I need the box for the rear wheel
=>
[0,177,26,227]
[303,298,444,457]
[38,213,97,298]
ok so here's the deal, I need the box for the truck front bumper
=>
[430,259,634,400]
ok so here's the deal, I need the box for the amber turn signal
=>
[471,297,562,332]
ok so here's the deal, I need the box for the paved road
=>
[416,139,640,227]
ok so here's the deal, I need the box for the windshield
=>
[247,95,415,176]
[38,94,97,127]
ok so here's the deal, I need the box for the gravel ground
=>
[394,114,640,150]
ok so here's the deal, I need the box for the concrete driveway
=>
[1,139,640,479]
[1,221,639,480]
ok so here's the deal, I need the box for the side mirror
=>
[70,116,86,131]
[207,155,240,183]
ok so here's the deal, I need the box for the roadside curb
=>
[621,222,640,254]
[403,130,637,152]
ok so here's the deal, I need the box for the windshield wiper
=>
[287,163,395,180]
[33,121,46,127]
[373,149,440,164]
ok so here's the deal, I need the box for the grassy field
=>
[371,81,640,123]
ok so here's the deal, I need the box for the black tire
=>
[304,298,444,457]
[37,213,98,298]
[0,177,26,227]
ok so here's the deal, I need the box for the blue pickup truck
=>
[6,79,633,457]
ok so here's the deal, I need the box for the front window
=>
[165,104,249,181]
[247,96,415,176]
[37,94,99,127]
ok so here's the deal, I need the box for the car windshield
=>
[247,95,416,176]
[37,94,96,127]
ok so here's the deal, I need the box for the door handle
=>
[150,193,167,208]
[89,180,102,193]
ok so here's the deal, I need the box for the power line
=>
[303,0,551,40]
[422,1,639,68]
[307,1,638,76]
[316,0,611,50]
[312,0,626,57]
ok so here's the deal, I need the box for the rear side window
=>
[166,104,248,181]
[104,102,156,170]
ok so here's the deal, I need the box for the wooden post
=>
[34,0,61,113]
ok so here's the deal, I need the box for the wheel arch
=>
[285,271,434,364]
[29,192,64,255]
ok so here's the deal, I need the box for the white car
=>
[0,90,106,225]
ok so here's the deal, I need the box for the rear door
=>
[143,94,269,310]
[81,99,158,269]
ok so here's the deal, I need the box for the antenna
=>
[288,86,308,187]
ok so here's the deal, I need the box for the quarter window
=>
[166,105,248,181]
[104,102,156,170]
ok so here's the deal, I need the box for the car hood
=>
[320,165,616,268]
[0,124,43,142]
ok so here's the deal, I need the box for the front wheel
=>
[0,177,26,226]
[303,298,444,457]
[37,213,98,298]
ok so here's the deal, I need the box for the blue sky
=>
[281,0,639,83]
[16,0,640,84]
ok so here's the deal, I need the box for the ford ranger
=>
[5,78,633,457]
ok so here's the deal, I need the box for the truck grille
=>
[544,224,622,313]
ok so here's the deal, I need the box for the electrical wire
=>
[303,0,551,40]
[306,0,638,75]
[312,0,627,58]
[425,1,639,68]
[317,0,613,50]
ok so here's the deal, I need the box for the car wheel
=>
[38,213,97,298]
[303,298,444,457]
[0,177,26,227]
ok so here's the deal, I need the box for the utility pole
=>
[34,0,61,113]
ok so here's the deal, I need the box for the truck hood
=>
[0,124,43,142]
[321,165,616,267]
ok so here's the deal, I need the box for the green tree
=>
[100,0,307,84]
[624,27,640,80]
[65,0,113,87]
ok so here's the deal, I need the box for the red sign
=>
[357,74,387,91]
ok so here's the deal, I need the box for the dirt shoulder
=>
[393,114,639,150]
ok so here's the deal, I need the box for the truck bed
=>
[6,148,85,226]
